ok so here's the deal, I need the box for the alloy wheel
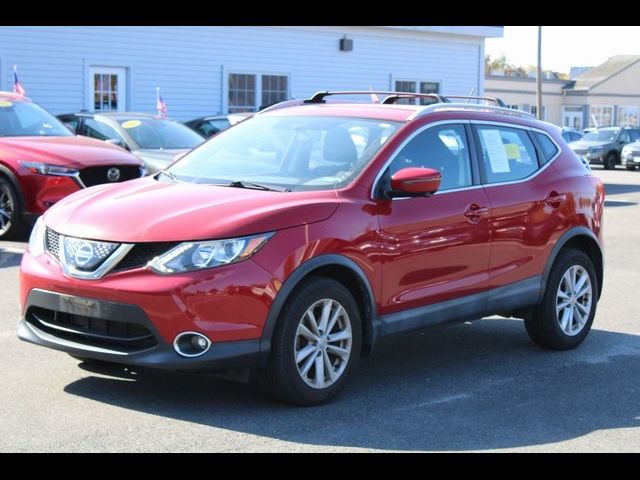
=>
[556,265,592,336]
[294,298,352,389]
[0,184,15,236]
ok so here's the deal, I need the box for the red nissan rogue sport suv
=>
[18,92,605,405]
[0,92,145,239]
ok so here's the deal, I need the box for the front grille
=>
[115,242,178,271]
[27,306,157,352]
[79,165,142,187]
[46,228,60,260]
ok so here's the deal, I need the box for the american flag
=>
[13,66,26,96]
[156,87,168,117]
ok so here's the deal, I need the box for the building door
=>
[89,67,127,112]
[563,107,583,130]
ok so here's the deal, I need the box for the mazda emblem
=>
[107,167,121,182]
[74,242,95,267]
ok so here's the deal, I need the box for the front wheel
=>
[604,153,617,170]
[525,248,598,350]
[0,178,24,240]
[256,277,362,405]
[626,165,637,171]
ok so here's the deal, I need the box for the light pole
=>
[536,26,543,120]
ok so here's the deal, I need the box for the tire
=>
[626,165,636,171]
[603,152,617,170]
[525,248,598,350]
[0,177,24,240]
[256,276,362,405]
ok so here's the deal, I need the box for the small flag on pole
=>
[13,65,26,96]
[156,87,168,117]
[369,86,380,104]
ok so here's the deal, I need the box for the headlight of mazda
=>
[28,216,47,257]
[148,232,274,274]
[20,161,79,177]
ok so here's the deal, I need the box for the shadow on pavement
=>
[0,250,22,269]
[604,200,637,208]
[63,319,640,451]
[604,183,640,196]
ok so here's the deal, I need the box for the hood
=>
[44,177,340,242]
[569,140,611,150]
[0,136,142,167]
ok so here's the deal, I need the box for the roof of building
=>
[571,55,640,90]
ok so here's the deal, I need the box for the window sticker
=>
[121,120,141,129]
[0,100,13,108]
[504,143,521,159]
[480,129,510,173]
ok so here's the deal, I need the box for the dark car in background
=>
[0,92,144,239]
[58,112,205,173]
[185,113,252,138]
[568,126,640,169]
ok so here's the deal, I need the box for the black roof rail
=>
[304,90,448,104]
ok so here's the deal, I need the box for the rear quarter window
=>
[533,131,559,164]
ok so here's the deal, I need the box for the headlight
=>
[28,216,46,257]
[20,161,79,177]
[148,232,274,274]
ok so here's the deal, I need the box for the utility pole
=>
[536,26,543,120]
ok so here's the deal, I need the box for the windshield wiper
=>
[156,170,178,183]
[228,180,290,192]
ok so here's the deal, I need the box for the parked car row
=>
[565,125,640,170]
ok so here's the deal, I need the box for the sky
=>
[485,26,640,74]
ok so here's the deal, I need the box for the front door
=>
[375,122,492,315]
[563,107,583,130]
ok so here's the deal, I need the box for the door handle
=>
[544,192,567,206]
[464,205,489,218]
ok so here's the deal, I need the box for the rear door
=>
[472,122,571,295]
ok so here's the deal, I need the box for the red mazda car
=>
[18,91,605,405]
[0,92,145,239]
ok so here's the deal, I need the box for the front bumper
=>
[17,289,262,371]
[19,250,279,370]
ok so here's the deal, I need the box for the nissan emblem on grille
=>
[74,242,94,267]
[62,236,119,271]
[107,167,121,182]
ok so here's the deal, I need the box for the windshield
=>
[118,117,204,149]
[0,100,73,137]
[583,129,619,142]
[167,115,401,191]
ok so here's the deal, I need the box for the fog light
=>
[173,332,212,357]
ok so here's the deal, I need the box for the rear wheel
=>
[626,165,636,171]
[0,178,24,240]
[257,277,362,405]
[525,248,598,350]
[604,152,617,170]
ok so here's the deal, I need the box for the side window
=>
[533,131,559,164]
[387,124,472,191]
[475,125,538,184]
[81,118,123,142]
[619,130,631,143]
[630,130,640,142]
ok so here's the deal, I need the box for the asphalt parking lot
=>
[1,167,639,452]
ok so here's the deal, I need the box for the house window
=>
[394,80,440,105]
[507,104,519,110]
[563,106,584,130]
[228,73,288,113]
[589,105,614,127]
[529,105,547,120]
[617,105,639,126]
[89,66,126,112]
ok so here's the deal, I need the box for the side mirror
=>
[388,167,442,198]
[105,138,129,151]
